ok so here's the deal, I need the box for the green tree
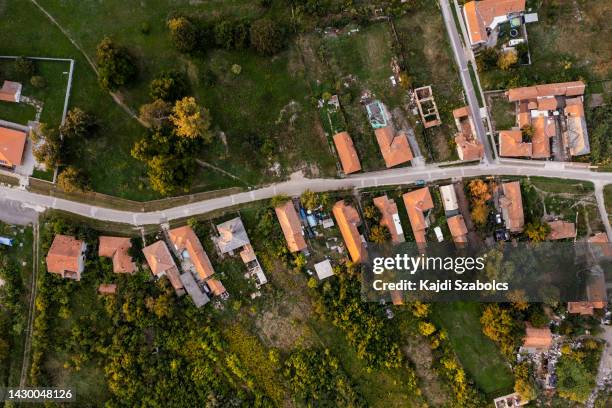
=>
[300,189,318,210]
[498,50,518,70]
[60,108,97,139]
[167,17,199,53]
[96,37,137,91]
[250,18,284,55]
[524,221,551,242]
[369,225,390,244]
[14,56,36,78]
[32,125,62,168]
[170,97,212,141]
[57,166,89,193]
[270,194,291,207]
[150,70,188,102]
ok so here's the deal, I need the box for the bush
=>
[57,166,90,193]
[14,57,36,78]
[231,64,242,75]
[167,17,198,53]
[140,22,151,35]
[60,107,97,139]
[149,70,188,102]
[30,75,46,88]
[96,37,137,91]
[250,18,284,55]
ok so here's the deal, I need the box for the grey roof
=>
[314,259,334,280]
[179,272,210,308]
[215,217,250,254]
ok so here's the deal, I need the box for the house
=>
[374,126,413,168]
[499,181,524,232]
[333,131,362,174]
[0,80,22,103]
[522,323,552,353]
[332,200,367,263]
[46,235,87,281]
[142,240,184,295]
[447,215,468,245]
[402,187,434,247]
[98,283,117,295]
[179,272,209,308]
[452,106,484,161]
[373,195,405,244]
[439,185,459,214]
[587,232,612,258]
[463,0,526,48]
[499,130,532,158]
[275,201,307,253]
[505,81,590,158]
[546,220,575,240]
[0,126,26,168]
[98,236,135,274]
[314,259,334,280]
[168,226,215,280]
[205,278,226,297]
[214,218,267,286]
[493,392,528,408]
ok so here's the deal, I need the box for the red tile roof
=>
[98,283,117,295]
[168,225,215,280]
[374,126,413,168]
[402,188,434,245]
[275,201,307,252]
[373,195,405,244]
[499,130,532,157]
[332,200,367,263]
[46,235,85,280]
[142,241,183,292]
[0,126,26,168]
[0,80,21,102]
[507,81,585,102]
[464,0,526,45]
[99,236,135,274]
[500,182,524,232]
[547,221,576,240]
[447,215,468,244]
[523,324,552,350]
[333,131,361,174]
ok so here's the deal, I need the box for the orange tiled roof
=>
[531,115,554,159]
[500,181,524,232]
[0,126,26,167]
[0,80,21,102]
[332,200,367,263]
[588,232,612,257]
[333,131,361,174]
[464,0,526,45]
[564,97,590,156]
[99,236,135,274]
[447,215,468,244]
[207,278,226,296]
[507,81,585,102]
[455,133,484,161]
[499,130,532,157]
[547,221,575,240]
[46,235,85,277]
[567,301,603,316]
[275,201,307,252]
[537,97,558,111]
[98,283,117,295]
[169,225,216,280]
[373,195,405,244]
[142,240,180,288]
[374,126,413,168]
[452,106,471,119]
[402,188,434,245]
[523,324,552,350]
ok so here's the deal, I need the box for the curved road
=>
[1,162,611,236]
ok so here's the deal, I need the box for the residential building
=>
[447,215,468,245]
[275,201,307,252]
[463,0,526,48]
[179,272,210,308]
[333,131,361,174]
[452,106,484,161]
[314,259,334,280]
[46,235,87,281]
[168,226,215,280]
[499,181,524,232]
[0,126,26,168]
[522,324,552,353]
[374,126,413,168]
[142,240,184,295]
[98,236,135,274]
[499,130,532,158]
[439,185,459,214]
[373,195,405,244]
[332,200,367,263]
[564,97,590,156]
[0,80,22,103]
[402,187,434,247]
[239,243,267,286]
[98,283,117,295]
[587,232,612,258]
[546,220,575,240]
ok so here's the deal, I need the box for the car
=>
[495,213,503,224]
[415,179,426,187]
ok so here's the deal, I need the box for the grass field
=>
[488,93,516,131]
[430,302,514,397]
[0,100,36,125]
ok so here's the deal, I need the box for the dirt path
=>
[19,222,39,387]
[29,0,147,127]
[195,159,249,186]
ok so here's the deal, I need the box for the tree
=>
[30,75,46,88]
[471,203,489,225]
[521,124,534,142]
[480,304,518,356]
[150,71,188,102]
[514,362,536,402]
[167,17,198,53]
[270,194,290,207]
[498,49,518,70]
[250,18,284,55]
[57,166,89,193]
[362,205,379,221]
[139,99,172,129]
[300,189,318,210]
[369,225,390,244]
[524,221,550,242]
[60,108,97,139]
[14,56,36,78]
[475,47,499,71]
[214,21,236,50]
[96,37,137,91]
[468,179,491,204]
[32,125,62,168]
[147,155,192,196]
[170,97,212,141]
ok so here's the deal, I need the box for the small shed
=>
[314,259,334,280]
[98,283,117,295]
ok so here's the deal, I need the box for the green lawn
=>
[489,94,516,131]
[430,302,514,397]
[0,100,36,125]
[605,184,612,214]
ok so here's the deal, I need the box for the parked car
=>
[415,179,426,187]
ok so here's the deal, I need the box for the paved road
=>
[0,196,40,225]
[1,163,610,229]
[440,0,494,163]
[594,182,612,240]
